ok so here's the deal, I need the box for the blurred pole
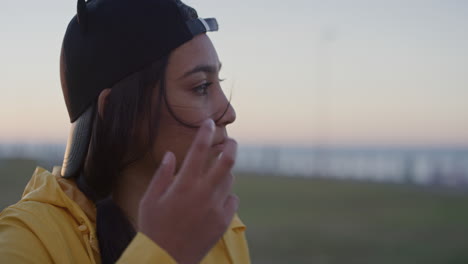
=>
[313,26,337,178]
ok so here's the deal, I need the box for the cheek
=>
[150,89,225,170]
[150,105,200,171]
[152,112,220,173]
[165,89,219,125]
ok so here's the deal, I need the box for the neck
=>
[112,157,156,230]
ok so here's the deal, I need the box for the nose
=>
[215,100,236,127]
[221,103,236,126]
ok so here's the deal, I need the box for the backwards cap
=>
[60,0,218,178]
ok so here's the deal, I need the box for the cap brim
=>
[61,104,95,178]
[186,17,218,36]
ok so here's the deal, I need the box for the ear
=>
[97,88,111,119]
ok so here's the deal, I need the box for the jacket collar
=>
[22,167,98,251]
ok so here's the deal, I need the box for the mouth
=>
[212,139,226,152]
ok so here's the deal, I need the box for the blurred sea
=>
[237,145,468,187]
[1,143,468,187]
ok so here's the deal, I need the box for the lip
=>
[212,143,225,152]
[212,139,226,152]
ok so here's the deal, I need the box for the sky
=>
[1,0,467,147]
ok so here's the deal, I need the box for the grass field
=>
[2,159,468,264]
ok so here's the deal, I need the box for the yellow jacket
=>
[0,167,250,263]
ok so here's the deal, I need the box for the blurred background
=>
[1,0,468,263]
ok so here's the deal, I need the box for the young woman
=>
[0,0,250,263]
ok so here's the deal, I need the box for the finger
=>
[177,119,215,180]
[145,151,176,199]
[214,172,235,204]
[223,194,239,225]
[207,138,237,186]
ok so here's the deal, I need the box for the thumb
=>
[145,151,176,199]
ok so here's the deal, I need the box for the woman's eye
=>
[193,82,212,96]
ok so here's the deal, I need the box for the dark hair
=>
[80,56,169,264]
[84,57,167,200]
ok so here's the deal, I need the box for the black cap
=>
[60,0,218,178]
[61,0,218,122]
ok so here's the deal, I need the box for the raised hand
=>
[138,119,238,264]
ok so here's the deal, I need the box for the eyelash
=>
[193,79,225,96]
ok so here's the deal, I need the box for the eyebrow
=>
[179,62,222,80]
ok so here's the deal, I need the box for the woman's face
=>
[149,34,236,172]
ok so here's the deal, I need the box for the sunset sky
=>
[1,0,467,147]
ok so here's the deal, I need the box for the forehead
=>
[166,34,220,79]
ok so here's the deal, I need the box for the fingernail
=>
[162,152,171,165]
[207,119,215,131]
